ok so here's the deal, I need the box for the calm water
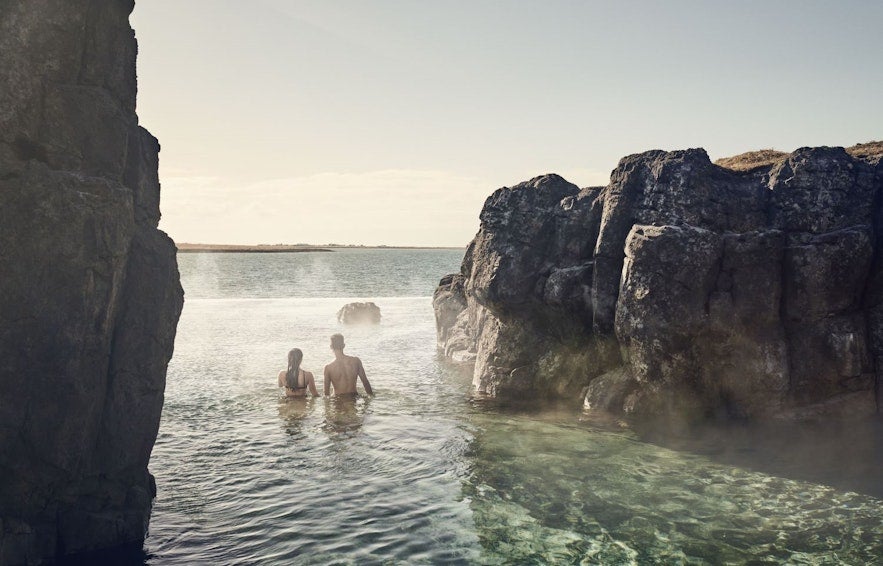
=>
[139,249,883,565]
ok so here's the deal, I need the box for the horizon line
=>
[176,242,468,252]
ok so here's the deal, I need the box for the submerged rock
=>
[0,1,183,562]
[338,302,382,324]
[435,145,883,421]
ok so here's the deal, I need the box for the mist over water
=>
[141,249,883,564]
[179,248,459,300]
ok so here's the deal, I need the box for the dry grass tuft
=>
[846,141,883,160]
[716,141,883,171]
[714,149,788,172]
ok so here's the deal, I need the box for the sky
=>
[131,0,883,247]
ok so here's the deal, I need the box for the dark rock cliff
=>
[0,1,183,562]
[435,145,883,423]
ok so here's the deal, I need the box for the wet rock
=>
[435,144,883,421]
[583,367,638,413]
[337,302,382,324]
[433,274,475,361]
[0,1,183,562]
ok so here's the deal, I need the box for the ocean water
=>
[139,249,883,565]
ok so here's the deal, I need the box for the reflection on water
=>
[137,251,883,564]
[322,395,371,436]
[277,397,318,438]
[277,390,373,439]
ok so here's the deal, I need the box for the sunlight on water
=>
[143,250,883,564]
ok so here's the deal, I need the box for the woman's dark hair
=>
[285,348,304,389]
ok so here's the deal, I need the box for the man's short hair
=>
[330,333,345,350]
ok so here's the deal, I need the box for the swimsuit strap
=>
[287,368,307,390]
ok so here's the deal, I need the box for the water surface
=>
[140,249,883,564]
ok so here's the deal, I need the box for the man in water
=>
[324,333,374,396]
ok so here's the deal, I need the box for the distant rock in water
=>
[0,1,183,562]
[434,144,883,422]
[338,302,382,324]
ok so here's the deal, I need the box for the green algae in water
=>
[463,412,883,565]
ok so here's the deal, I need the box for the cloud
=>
[158,169,495,247]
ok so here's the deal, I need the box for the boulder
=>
[0,1,183,562]
[337,302,381,324]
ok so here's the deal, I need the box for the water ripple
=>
[142,252,883,564]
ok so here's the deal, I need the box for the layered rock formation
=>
[435,145,883,422]
[0,1,183,562]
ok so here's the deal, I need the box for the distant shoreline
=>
[175,243,465,253]
[176,243,332,253]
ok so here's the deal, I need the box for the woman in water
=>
[278,348,320,397]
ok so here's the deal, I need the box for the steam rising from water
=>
[178,249,464,300]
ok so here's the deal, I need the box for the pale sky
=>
[131,1,883,247]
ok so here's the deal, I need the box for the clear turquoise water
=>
[140,249,883,565]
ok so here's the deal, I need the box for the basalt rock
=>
[337,302,382,324]
[0,1,183,563]
[435,145,883,422]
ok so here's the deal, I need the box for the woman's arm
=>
[277,370,286,388]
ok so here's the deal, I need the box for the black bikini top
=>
[287,369,306,390]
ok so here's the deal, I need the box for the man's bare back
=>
[324,334,374,396]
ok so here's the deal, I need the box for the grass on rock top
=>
[715,140,883,172]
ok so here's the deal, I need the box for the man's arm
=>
[356,358,373,395]
[323,365,331,396]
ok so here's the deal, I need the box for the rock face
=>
[337,302,382,324]
[0,1,183,563]
[435,146,883,422]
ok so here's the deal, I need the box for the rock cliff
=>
[435,144,883,422]
[0,1,183,563]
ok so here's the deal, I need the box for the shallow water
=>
[138,249,883,564]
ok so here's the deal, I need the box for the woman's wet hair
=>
[286,348,303,389]
[330,333,345,350]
